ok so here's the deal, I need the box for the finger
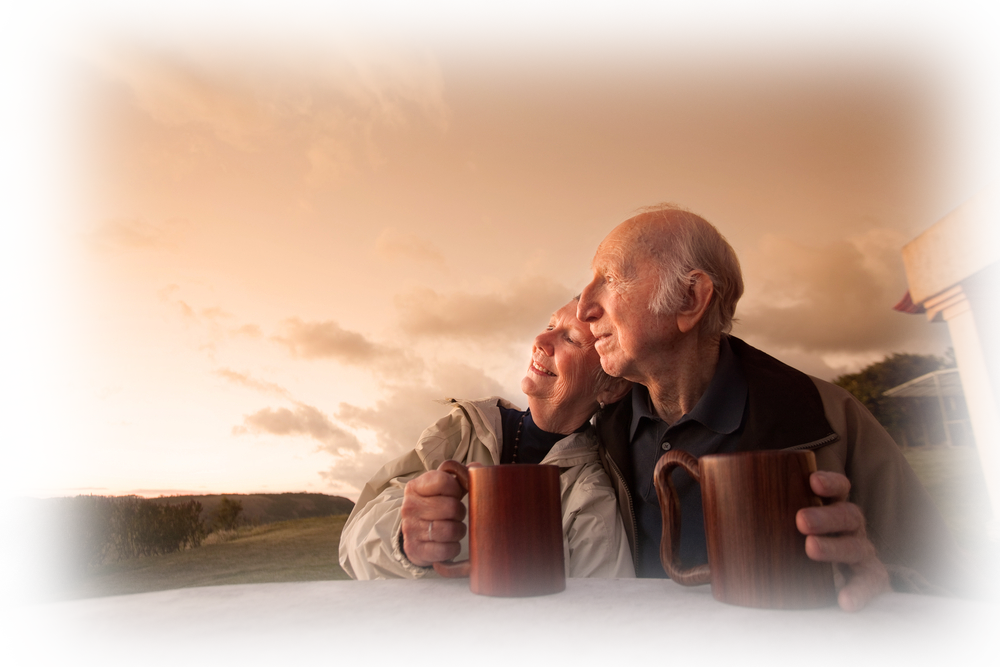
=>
[804,534,869,565]
[400,494,467,523]
[809,470,851,502]
[406,470,466,499]
[424,518,467,544]
[415,541,463,564]
[796,501,865,536]
[836,561,891,612]
[401,516,467,567]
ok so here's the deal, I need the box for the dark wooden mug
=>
[432,460,566,597]
[654,449,836,609]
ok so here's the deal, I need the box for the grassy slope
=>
[61,515,351,600]
[58,447,991,600]
[903,447,1000,588]
[902,446,994,551]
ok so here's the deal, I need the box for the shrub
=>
[213,496,245,532]
[0,496,205,606]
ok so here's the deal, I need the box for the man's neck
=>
[640,334,721,425]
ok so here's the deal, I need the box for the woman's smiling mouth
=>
[530,360,557,377]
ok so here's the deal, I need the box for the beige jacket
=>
[339,397,636,580]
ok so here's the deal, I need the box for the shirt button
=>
[661,442,672,451]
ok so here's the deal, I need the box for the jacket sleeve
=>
[338,404,486,580]
[811,379,971,596]
[561,462,636,578]
[337,449,435,580]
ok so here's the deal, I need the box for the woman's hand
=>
[400,469,469,567]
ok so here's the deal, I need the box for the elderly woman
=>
[339,298,634,579]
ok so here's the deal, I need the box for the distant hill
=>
[0,493,354,530]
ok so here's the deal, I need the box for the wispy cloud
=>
[89,217,184,251]
[90,43,451,184]
[234,403,362,457]
[735,228,936,373]
[395,277,573,342]
[375,227,446,267]
[271,318,420,376]
[214,368,292,400]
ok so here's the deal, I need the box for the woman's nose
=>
[534,333,555,356]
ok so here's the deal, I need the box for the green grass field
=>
[60,515,351,600]
[57,446,992,600]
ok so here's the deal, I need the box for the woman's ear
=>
[598,378,633,407]
[676,270,713,334]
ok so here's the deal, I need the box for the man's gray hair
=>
[632,203,744,337]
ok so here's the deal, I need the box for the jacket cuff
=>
[392,524,434,578]
[886,563,950,597]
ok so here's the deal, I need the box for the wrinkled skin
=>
[400,300,629,568]
[579,212,891,611]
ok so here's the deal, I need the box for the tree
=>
[213,496,245,531]
[834,353,949,448]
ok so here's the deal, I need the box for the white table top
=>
[13,578,1000,666]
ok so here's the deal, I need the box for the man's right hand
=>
[400,469,468,567]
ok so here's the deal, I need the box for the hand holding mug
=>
[797,470,891,612]
[400,467,470,567]
[432,460,566,597]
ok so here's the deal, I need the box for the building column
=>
[924,283,1000,541]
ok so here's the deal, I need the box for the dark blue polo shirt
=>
[629,336,749,578]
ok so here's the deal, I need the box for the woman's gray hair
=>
[631,203,744,337]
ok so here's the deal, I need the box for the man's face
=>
[577,229,672,381]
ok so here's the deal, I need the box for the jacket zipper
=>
[782,432,839,452]
[604,451,640,575]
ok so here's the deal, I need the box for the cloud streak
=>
[395,277,573,342]
[90,217,184,252]
[90,43,451,185]
[734,229,937,373]
[234,403,363,457]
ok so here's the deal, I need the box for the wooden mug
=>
[432,460,566,597]
[654,449,836,609]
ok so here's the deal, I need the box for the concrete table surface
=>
[12,578,1000,666]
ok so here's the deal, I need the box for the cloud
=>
[395,277,574,342]
[735,229,936,366]
[234,403,362,457]
[89,217,183,251]
[375,227,446,267]
[214,368,292,399]
[327,362,508,494]
[272,317,417,371]
[90,43,450,183]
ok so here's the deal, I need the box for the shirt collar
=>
[628,335,747,439]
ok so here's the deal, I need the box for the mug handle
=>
[431,460,472,578]
[653,450,712,586]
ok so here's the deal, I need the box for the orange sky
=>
[2,3,998,501]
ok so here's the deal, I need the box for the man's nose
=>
[577,282,603,322]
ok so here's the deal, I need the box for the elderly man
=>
[577,204,965,611]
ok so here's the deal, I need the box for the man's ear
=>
[597,378,633,407]
[676,271,714,334]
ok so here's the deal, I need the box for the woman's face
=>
[521,301,603,415]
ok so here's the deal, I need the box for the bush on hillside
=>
[0,496,205,606]
[212,496,245,531]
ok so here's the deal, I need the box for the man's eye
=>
[545,325,555,331]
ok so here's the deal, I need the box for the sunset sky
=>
[2,3,998,501]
